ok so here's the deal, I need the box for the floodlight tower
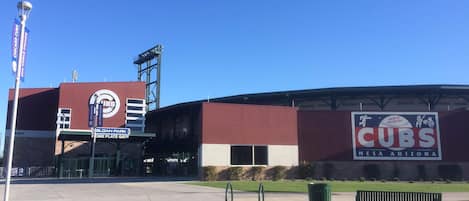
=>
[134,45,163,111]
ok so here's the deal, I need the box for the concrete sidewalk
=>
[0,178,467,201]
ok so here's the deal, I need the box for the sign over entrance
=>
[351,112,442,161]
[95,127,130,139]
[89,89,120,118]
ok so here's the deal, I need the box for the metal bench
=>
[356,190,442,201]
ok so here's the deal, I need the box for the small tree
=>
[298,161,315,179]
[202,166,217,181]
[228,167,244,180]
[251,166,265,180]
[272,166,287,181]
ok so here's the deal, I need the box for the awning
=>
[58,129,155,141]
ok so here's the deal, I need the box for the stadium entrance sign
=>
[95,127,130,139]
[351,112,442,160]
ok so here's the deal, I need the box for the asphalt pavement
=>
[0,178,466,201]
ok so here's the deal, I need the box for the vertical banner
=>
[20,28,29,81]
[97,103,103,127]
[351,112,442,160]
[88,104,95,128]
[11,19,20,74]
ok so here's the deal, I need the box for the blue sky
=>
[1,0,469,152]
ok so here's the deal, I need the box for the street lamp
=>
[17,1,32,18]
[4,1,32,201]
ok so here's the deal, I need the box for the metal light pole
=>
[89,117,97,177]
[4,1,32,201]
[88,102,102,178]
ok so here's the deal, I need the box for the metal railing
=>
[225,182,265,201]
[0,166,55,177]
[258,183,264,201]
[356,190,442,201]
[225,183,233,201]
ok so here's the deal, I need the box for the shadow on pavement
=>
[0,177,197,185]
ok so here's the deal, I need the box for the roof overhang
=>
[58,129,155,141]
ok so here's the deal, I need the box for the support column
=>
[115,141,121,176]
[59,139,65,178]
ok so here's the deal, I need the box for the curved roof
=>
[154,84,469,112]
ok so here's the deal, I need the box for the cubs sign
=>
[89,89,120,118]
[351,112,442,160]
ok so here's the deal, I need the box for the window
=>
[231,146,253,165]
[128,99,144,104]
[127,106,144,111]
[126,98,146,132]
[230,145,268,165]
[254,146,268,165]
[56,108,72,130]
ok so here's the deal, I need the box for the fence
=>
[0,166,56,178]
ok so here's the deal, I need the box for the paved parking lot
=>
[0,178,467,201]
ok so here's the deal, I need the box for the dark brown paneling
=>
[298,111,352,162]
[298,111,469,162]
[6,88,59,130]
[202,102,298,145]
[438,111,469,162]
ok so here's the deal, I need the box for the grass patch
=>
[188,180,469,193]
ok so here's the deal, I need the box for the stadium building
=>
[4,81,154,177]
[145,85,469,180]
[5,83,469,180]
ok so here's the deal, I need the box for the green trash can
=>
[308,183,331,201]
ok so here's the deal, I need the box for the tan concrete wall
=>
[200,144,230,166]
[55,140,142,159]
[200,144,299,167]
[268,145,299,166]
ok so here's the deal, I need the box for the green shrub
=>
[272,166,287,181]
[324,163,334,179]
[228,167,244,180]
[251,166,265,181]
[298,161,315,179]
[363,164,381,179]
[202,166,217,181]
[438,164,463,181]
[359,177,365,182]
[417,165,427,180]
[392,165,400,178]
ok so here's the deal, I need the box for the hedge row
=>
[202,166,288,181]
[203,163,466,181]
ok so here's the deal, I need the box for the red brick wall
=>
[201,102,298,145]
[58,82,145,129]
[4,136,55,166]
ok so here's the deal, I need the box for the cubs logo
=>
[89,89,120,118]
[352,112,441,161]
